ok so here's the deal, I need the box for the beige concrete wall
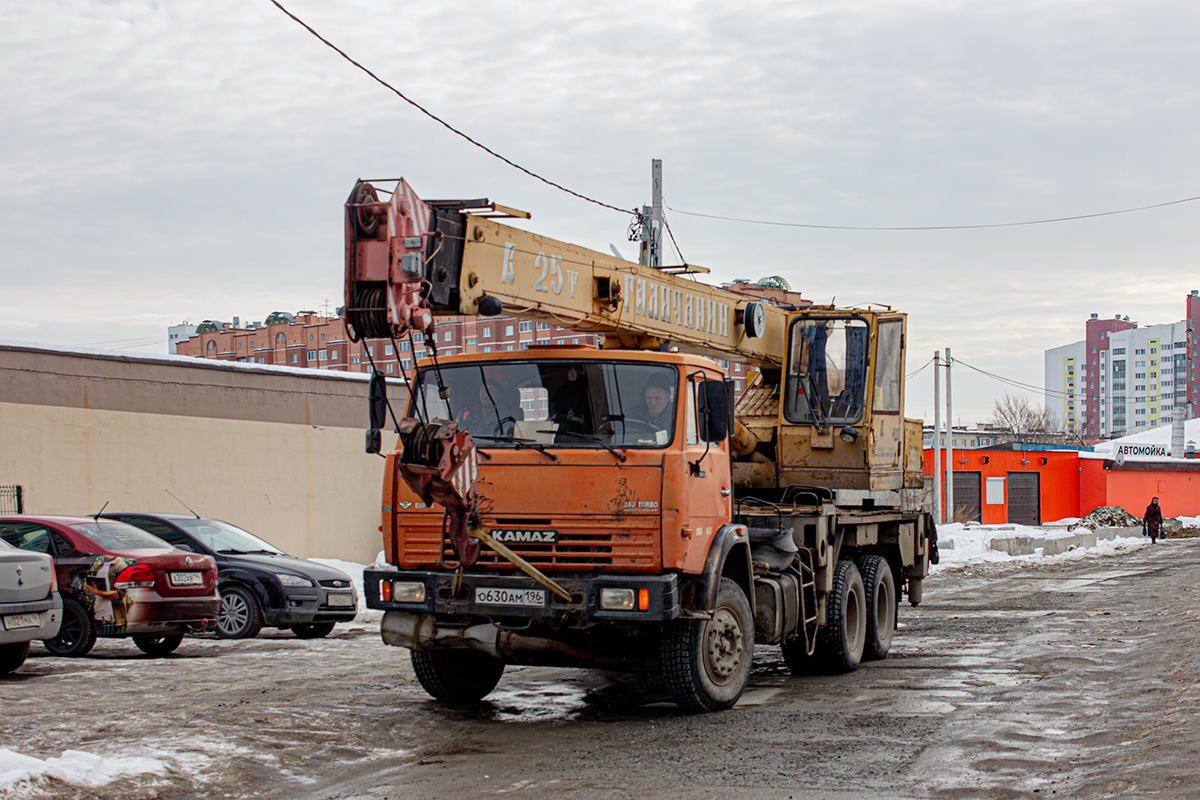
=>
[0,345,406,564]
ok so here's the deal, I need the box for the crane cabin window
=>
[872,320,903,414]
[410,361,679,448]
[785,317,869,427]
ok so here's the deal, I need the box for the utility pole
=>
[639,159,663,269]
[933,351,942,525]
[945,347,954,522]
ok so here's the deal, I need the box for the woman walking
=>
[1144,497,1163,544]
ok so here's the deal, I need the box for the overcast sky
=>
[3,0,1199,423]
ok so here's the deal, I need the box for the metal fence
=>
[0,486,24,514]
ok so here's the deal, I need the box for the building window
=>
[238,342,243,349]
[482,327,491,337]
[319,350,327,361]
[519,321,532,333]
[386,364,394,374]
[307,350,316,361]
[385,345,393,356]
[505,325,514,336]
[291,354,299,364]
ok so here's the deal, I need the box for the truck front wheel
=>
[411,649,505,703]
[662,577,753,712]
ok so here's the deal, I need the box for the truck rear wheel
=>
[814,559,866,673]
[662,577,753,712]
[411,649,505,703]
[857,554,895,661]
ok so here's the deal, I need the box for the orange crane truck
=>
[346,178,936,711]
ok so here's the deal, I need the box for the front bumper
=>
[262,585,358,627]
[364,568,680,623]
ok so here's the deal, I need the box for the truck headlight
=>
[599,587,635,611]
[385,581,425,603]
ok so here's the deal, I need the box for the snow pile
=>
[0,748,166,793]
[1068,506,1140,530]
[934,521,1149,569]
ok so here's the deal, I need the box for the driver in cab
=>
[643,376,675,432]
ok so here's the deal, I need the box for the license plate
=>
[3,613,40,631]
[326,593,355,608]
[168,571,204,587]
[474,586,545,608]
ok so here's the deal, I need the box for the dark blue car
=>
[102,514,357,639]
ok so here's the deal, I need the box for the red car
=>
[0,516,219,657]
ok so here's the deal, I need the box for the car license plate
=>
[168,571,204,587]
[3,613,40,631]
[326,593,355,608]
[474,586,545,608]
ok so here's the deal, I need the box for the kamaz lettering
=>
[490,529,559,544]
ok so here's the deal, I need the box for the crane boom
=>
[344,179,788,367]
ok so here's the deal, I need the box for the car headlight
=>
[279,574,314,588]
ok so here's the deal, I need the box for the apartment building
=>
[1045,291,1200,438]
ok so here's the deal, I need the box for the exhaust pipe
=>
[382,612,593,661]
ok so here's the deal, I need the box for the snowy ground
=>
[933,515,1200,569]
[4,527,1197,797]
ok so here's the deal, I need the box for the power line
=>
[266,0,630,216]
[953,357,1070,400]
[666,193,1200,232]
[906,356,934,380]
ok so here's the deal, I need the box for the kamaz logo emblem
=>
[491,529,559,544]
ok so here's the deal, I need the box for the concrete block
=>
[1043,537,1078,555]
[990,537,1035,556]
[1095,526,1142,541]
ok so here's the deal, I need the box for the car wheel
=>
[132,634,184,657]
[0,641,31,674]
[290,622,336,639]
[217,585,263,639]
[44,597,97,657]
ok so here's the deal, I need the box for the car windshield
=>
[69,521,173,551]
[173,519,284,555]
[785,316,870,427]
[409,360,678,448]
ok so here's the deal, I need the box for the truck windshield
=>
[410,361,679,448]
[784,317,869,427]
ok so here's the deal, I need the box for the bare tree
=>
[989,393,1059,444]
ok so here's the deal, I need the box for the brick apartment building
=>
[172,278,809,394]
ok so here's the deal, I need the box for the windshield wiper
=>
[513,441,558,461]
[217,548,248,555]
[473,434,557,461]
[542,430,627,462]
[801,372,830,435]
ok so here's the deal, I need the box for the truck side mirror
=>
[368,372,389,430]
[367,371,388,454]
[697,379,729,443]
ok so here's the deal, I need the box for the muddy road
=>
[4,540,1199,799]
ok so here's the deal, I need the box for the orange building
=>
[925,447,1200,525]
